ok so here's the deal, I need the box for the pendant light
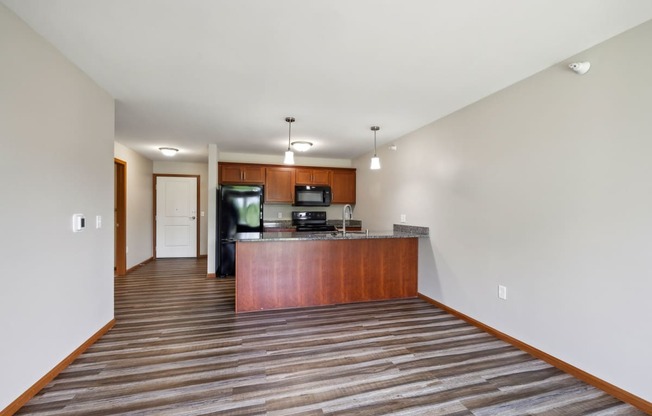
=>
[370,126,381,170]
[283,117,295,165]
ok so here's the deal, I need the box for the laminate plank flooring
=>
[16,258,645,415]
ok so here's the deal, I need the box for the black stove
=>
[292,211,337,232]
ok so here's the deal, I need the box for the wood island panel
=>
[235,238,417,312]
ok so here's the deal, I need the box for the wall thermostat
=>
[72,213,86,232]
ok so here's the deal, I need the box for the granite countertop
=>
[236,224,428,242]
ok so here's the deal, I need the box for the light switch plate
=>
[498,285,507,300]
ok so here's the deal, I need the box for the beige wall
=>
[354,20,652,401]
[0,4,115,410]
[114,141,154,268]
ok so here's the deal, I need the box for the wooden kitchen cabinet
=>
[295,168,331,185]
[331,169,356,204]
[219,162,355,204]
[236,237,417,312]
[265,167,295,203]
[219,163,265,184]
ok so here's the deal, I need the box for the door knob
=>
[190,216,196,220]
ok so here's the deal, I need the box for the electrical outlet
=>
[498,285,507,300]
[72,214,85,232]
[400,214,407,223]
[96,215,102,229]
[277,212,283,219]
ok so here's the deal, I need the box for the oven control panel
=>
[292,211,327,221]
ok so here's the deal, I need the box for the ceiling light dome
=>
[291,141,313,152]
[159,147,178,157]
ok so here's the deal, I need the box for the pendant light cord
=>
[371,125,380,157]
[373,129,377,157]
[285,116,295,151]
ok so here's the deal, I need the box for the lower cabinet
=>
[264,227,296,232]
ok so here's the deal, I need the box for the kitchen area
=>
[216,161,428,313]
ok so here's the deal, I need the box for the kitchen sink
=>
[330,230,368,238]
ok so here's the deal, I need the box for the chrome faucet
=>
[342,204,352,235]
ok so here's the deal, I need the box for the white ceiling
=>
[3,1,652,162]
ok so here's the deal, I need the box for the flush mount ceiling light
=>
[291,141,313,152]
[283,117,295,164]
[159,147,178,157]
[370,126,381,170]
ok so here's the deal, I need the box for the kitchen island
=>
[234,226,427,312]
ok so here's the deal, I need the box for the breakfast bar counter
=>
[234,225,428,313]
[235,229,423,241]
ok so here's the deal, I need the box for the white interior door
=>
[156,176,198,258]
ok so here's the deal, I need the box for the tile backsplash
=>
[264,204,356,221]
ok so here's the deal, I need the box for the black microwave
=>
[294,185,332,206]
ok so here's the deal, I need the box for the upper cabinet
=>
[265,167,295,204]
[219,163,265,184]
[295,168,331,186]
[218,162,356,204]
[331,169,356,204]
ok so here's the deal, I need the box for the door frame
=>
[153,174,201,258]
[114,159,127,276]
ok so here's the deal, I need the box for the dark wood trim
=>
[2,319,115,416]
[417,293,652,414]
[153,174,201,258]
[126,256,154,274]
[114,159,127,276]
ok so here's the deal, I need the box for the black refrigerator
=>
[216,185,264,276]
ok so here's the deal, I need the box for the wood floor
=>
[16,258,644,415]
